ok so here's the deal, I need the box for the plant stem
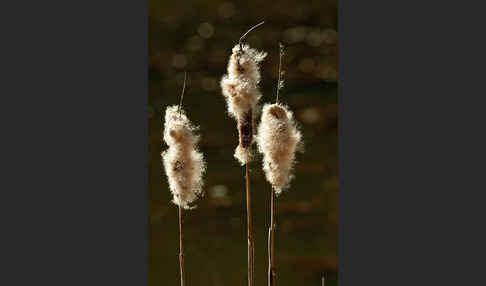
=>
[269,42,284,286]
[246,163,254,286]
[276,45,283,104]
[178,72,187,117]
[178,206,185,286]
[268,187,276,286]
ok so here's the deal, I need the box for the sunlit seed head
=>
[256,103,303,193]
[162,105,206,209]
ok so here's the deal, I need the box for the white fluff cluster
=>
[220,44,267,165]
[256,103,303,194]
[161,105,206,209]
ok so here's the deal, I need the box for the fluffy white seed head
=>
[221,44,266,118]
[256,103,303,194]
[220,44,266,165]
[227,44,267,84]
[161,105,206,209]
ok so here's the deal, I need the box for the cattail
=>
[257,44,303,286]
[221,34,267,165]
[256,44,302,194]
[161,74,205,286]
[161,105,206,209]
[220,21,265,286]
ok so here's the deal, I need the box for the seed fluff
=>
[161,105,206,209]
[256,103,302,194]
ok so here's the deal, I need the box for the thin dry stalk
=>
[246,163,254,286]
[178,205,185,286]
[275,43,284,103]
[178,72,187,116]
[322,276,325,286]
[268,187,276,286]
[178,74,186,286]
[267,44,285,286]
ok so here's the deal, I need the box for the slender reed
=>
[256,43,303,286]
[246,163,254,286]
[177,73,187,286]
[322,276,325,286]
[268,187,276,286]
[161,72,206,286]
[220,21,266,286]
[178,205,184,286]
[268,44,283,286]
[177,74,186,286]
[268,44,284,286]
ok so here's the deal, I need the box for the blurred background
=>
[149,0,338,285]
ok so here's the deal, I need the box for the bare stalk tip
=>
[179,71,187,117]
[239,21,265,51]
[276,43,285,103]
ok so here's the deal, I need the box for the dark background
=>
[149,0,338,285]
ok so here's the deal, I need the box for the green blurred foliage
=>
[149,0,338,285]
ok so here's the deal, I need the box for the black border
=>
[1,1,148,285]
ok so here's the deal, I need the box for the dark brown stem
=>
[178,206,185,286]
[268,188,276,286]
[238,110,253,149]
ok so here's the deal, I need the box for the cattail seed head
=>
[221,44,267,165]
[162,105,206,209]
[256,103,303,194]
